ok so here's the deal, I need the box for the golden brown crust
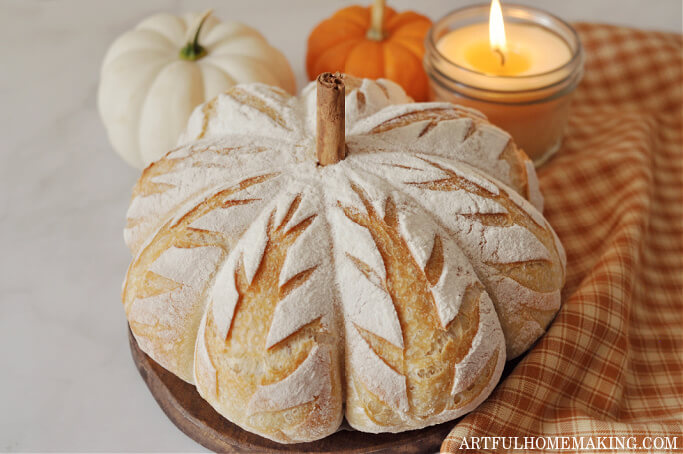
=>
[408,161,564,358]
[199,207,342,443]
[123,175,276,381]
[340,189,492,430]
[366,106,533,200]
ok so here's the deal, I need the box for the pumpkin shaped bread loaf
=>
[122,75,565,443]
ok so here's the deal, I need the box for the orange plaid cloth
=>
[442,24,683,453]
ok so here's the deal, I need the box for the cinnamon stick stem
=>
[316,72,346,166]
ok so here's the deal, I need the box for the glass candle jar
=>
[424,4,584,166]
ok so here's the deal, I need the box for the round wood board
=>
[128,328,453,453]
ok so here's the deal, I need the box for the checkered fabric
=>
[442,24,682,453]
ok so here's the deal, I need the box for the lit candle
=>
[424,2,584,164]
[438,0,571,79]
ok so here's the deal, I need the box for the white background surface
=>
[0,0,680,451]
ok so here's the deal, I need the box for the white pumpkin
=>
[98,11,296,168]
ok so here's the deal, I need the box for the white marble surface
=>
[0,0,679,451]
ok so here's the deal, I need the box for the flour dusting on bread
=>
[122,76,565,443]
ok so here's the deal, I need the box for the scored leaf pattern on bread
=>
[361,153,566,358]
[349,104,540,209]
[123,171,282,381]
[333,180,505,430]
[122,75,564,442]
[196,188,342,442]
[124,139,290,255]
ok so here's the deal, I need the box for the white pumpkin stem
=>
[367,0,386,41]
[179,9,213,61]
[316,73,346,166]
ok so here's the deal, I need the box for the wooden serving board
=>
[129,328,452,453]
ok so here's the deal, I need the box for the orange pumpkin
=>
[306,0,432,101]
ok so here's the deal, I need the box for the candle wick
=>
[493,48,506,66]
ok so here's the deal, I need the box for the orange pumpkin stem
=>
[367,0,386,41]
[316,73,346,166]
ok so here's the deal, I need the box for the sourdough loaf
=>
[122,76,565,442]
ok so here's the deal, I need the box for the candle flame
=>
[489,0,507,55]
